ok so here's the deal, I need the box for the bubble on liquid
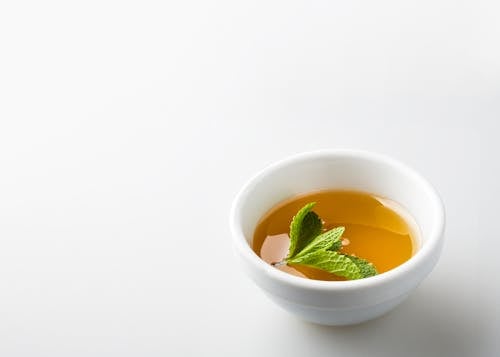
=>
[342,238,350,246]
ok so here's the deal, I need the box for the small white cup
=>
[230,150,445,325]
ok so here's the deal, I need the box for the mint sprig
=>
[273,202,378,280]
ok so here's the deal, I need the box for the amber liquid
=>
[253,190,419,281]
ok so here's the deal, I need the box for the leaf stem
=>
[271,260,287,267]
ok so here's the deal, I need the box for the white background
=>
[0,1,499,356]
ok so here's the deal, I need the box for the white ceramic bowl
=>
[230,150,445,325]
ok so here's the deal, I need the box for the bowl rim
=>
[229,149,445,292]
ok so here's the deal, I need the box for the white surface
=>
[0,0,498,356]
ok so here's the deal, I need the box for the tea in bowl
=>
[230,150,445,325]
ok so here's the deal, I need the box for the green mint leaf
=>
[328,238,343,252]
[278,201,379,281]
[294,226,345,259]
[343,255,378,278]
[287,202,322,259]
[288,250,362,280]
